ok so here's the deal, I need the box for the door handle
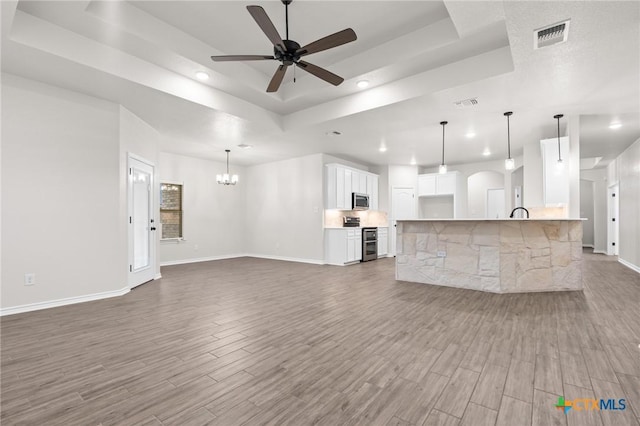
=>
[150,227,157,231]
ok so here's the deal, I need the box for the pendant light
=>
[439,121,448,174]
[554,114,564,169]
[504,111,515,170]
[216,149,239,185]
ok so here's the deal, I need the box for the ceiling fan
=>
[211,0,357,93]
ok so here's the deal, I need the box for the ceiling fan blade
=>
[211,55,275,62]
[297,61,344,86]
[295,28,357,57]
[267,64,288,92]
[247,5,286,53]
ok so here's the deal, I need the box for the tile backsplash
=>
[324,209,389,228]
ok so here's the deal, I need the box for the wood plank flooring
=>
[1,251,639,425]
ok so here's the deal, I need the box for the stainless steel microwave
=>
[352,192,369,210]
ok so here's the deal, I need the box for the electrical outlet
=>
[24,273,35,286]
[437,251,447,258]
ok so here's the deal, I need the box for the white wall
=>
[119,107,160,276]
[616,138,640,271]
[1,74,124,312]
[523,140,544,208]
[467,170,505,218]
[244,153,325,263]
[567,116,581,218]
[580,179,595,246]
[158,152,246,264]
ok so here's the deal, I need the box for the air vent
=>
[534,20,570,49]
[454,98,478,109]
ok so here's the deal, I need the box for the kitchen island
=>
[396,219,584,293]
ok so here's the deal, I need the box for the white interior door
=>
[608,184,619,256]
[390,187,416,256]
[487,188,506,218]
[128,155,156,288]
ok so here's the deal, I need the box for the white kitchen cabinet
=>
[369,175,379,210]
[351,170,361,194]
[418,174,436,196]
[377,227,388,257]
[418,172,457,196]
[344,169,353,209]
[417,171,464,218]
[325,228,362,265]
[436,172,456,194]
[326,164,380,211]
[335,166,345,209]
[359,174,367,194]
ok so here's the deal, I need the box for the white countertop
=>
[397,218,587,222]
[325,226,389,229]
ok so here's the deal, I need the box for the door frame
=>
[127,153,157,288]
[607,183,619,256]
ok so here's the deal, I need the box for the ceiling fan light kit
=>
[211,0,357,93]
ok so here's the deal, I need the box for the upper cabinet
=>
[418,171,458,196]
[326,164,379,210]
[417,171,464,218]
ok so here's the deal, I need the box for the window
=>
[160,183,183,239]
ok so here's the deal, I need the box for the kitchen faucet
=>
[510,207,529,218]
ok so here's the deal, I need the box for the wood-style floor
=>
[2,251,640,426]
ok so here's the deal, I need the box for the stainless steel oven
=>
[362,227,377,262]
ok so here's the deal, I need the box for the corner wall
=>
[119,107,161,277]
[616,138,640,272]
[158,152,246,265]
[1,74,125,313]
[244,153,325,263]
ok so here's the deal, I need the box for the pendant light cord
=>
[557,116,562,161]
[507,114,511,159]
[225,149,231,174]
[441,122,446,165]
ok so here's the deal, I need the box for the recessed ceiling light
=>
[609,122,622,129]
[410,158,417,165]
[482,148,491,156]
[356,80,369,89]
[466,132,476,138]
[237,143,252,149]
[195,71,209,81]
[379,146,387,152]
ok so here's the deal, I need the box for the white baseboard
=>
[0,286,130,317]
[244,253,325,265]
[593,250,608,255]
[160,254,245,267]
[154,273,162,280]
[618,258,640,274]
[161,253,325,267]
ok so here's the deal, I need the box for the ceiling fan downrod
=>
[284,0,290,40]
